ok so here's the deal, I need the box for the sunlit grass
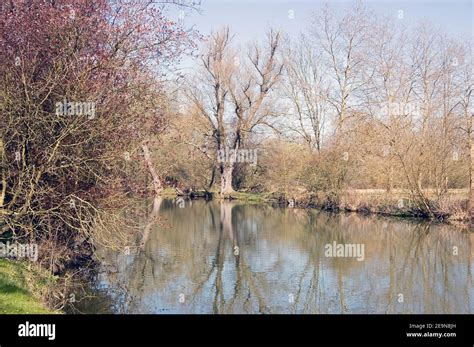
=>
[0,259,57,314]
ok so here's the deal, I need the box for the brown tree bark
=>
[466,108,474,223]
[469,137,474,222]
[208,166,216,190]
[141,142,162,196]
[220,163,234,195]
[0,138,5,209]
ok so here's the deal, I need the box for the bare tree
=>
[187,28,283,195]
[282,34,328,152]
[310,2,372,137]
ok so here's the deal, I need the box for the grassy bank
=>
[160,188,470,223]
[162,188,270,203]
[0,259,58,314]
[284,189,468,223]
[337,189,468,222]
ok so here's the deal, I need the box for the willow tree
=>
[187,28,283,195]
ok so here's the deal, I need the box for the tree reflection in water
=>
[85,199,473,314]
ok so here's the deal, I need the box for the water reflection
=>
[85,199,473,314]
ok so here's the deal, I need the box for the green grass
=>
[0,259,57,314]
[160,187,178,197]
[160,188,268,203]
[226,191,268,202]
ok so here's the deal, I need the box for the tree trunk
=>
[141,142,162,196]
[417,171,423,191]
[468,111,474,223]
[0,138,6,208]
[469,142,474,222]
[386,165,393,193]
[208,166,216,191]
[220,163,234,196]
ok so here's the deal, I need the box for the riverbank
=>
[0,259,58,314]
[296,189,468,223]
[161,188,470,224]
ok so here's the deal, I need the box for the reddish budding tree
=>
[0,0,198,272]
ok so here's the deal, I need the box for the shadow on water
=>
[75,199,474,314]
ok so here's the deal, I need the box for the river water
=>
[77,199,474,314]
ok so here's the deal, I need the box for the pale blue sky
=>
[182,0,472,38]
[171,0,472,71]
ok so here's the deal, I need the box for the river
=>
[75,198,474,314]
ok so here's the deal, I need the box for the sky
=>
[170,0,473,72]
